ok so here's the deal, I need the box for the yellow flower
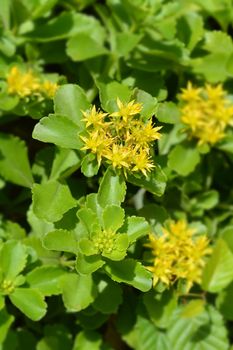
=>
[111,98,142,121]
[145,219,212,291]
[128,121,162,147]
[147,259,172,286]
[82,105,108,128]
[7,66,59,100]
[105,144,130,169]
[179,82,233,145]
[80,130,112,165]
[132,149,154,176]
[180,81,202,102]
[80,98,161,176]
[205,84,225,100]
[7,66,40,98]
[164,219,195,240]
[41,80,58,98]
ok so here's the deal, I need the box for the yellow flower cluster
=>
[179,82,233,145]
[145,220,212,292]
[7,66,58,99]
[80,98,162,176]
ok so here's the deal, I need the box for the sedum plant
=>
[1,0,233,349]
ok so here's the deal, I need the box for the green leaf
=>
[0,295,4,310]
[43,229,78,254]
[216,281,233,321]
[78,309,108,331]
[2,221,26,240]
[157,102,180,124]
[168,143,200,176]
[135,89,157,119]
[180,300,205,318]
[119,216,150,244]
[32,115,82,149]
[96,80,132,113]
[127,166,167,196]
[177,12,204,51]
[67,34,108,61]
[24,236,60,266]
[9,288,47,321]
[119,312,170,350]
[0,0,10,30]
[60,273,96,312]
[50,148,82,181]
[0,93,19,111]
[36,324,72,350]
[115,32,142,56]
[191,31,233,82]
[93,278,122,314]
[0,134,33,188]
[76,254,105,275]
[78,238,98,256]
[30,0,58,19]
[102,205,125,232]
[143,289,177,329]
[202,239,233,293]
[0,308,14,344]
[221,225,233,252]
[159,124,186,155]
[217,134,233,153]
[85,194,102,220]
[97,167,126,207]
[192,0,232,29]
[73,330,102,350]
[105,259,152,292]
[24,12,105,42]
[227,53,233,75]
[77,207,98,234]
[138,204,168,231]
[194,190,219,210]
[32,180,77,222]
[0,240,27,280]
[26,266,66,296]
[54,84,90,126]
[168,305,229,350]
[204,30,233,53]
[2,329,20,350]
[32,146,54,183]
[27,205,54,237]
[81,153,99,177]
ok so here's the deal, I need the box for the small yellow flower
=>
[41,80,58,98]
[165,219,195,240]
[80,130,112,165]
[111,98,142,121]
[7,66,40,98]
[132,149,154,176]
[82,105,108,128]
[105,144,130,169]
[147,259,172,286]
[179,82,233,145]
[145,220,212,291]
[129,121,162,147]
[80,98,161,176]
[180,81,202,102]
[205,84,225,100]
[7,66,59,100]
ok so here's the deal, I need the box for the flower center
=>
[93,230,115,254]
[1,279,15,295]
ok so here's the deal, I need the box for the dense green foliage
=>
[1,0,233,349]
